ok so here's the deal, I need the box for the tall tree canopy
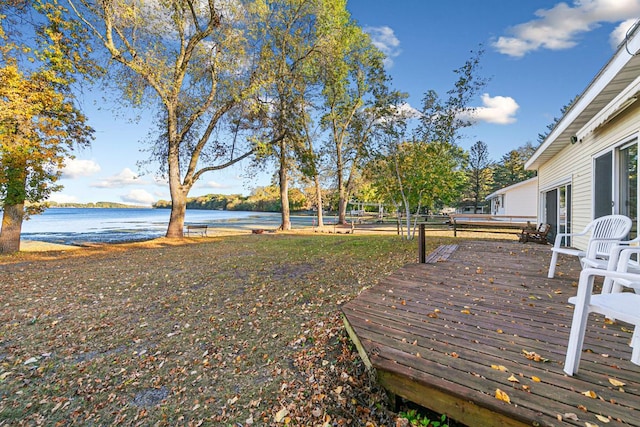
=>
[251,0,383,230]
[492,142,537,191]
[66,0,287,237]
[465,140,493,212]
[368,49,486,239]
[0,1,94,253]
[319,18,388,224]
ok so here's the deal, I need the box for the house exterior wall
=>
[487,179,537,216]
[502,180,537,216]
[537,102,640,250]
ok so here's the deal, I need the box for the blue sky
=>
[52,0,640,206]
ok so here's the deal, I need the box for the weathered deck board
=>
[342,240,640,427]
[424,244,459,263]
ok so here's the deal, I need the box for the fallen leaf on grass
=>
[495,388,511,404]
[275,407,289,423]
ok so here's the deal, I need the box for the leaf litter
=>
[0,233,427,426]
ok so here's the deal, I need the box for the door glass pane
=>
[594,152,613,218]
[566,184,572,237]
[546,189,558,243]
[620,143,638,239]
[559,186,566,234]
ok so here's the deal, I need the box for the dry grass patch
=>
[0,233,475,425]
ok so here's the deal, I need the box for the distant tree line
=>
[153,186,309,213]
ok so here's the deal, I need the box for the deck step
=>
[424,244,458,263]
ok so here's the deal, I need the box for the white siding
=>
[538,102,640,250]
[502,181,537,216]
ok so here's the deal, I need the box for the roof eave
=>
[526,20,640,171]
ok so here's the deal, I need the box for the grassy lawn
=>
[0,233,464,426]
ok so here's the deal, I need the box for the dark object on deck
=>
[519,223,551,244]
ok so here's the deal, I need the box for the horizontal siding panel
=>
[536,105,640,251]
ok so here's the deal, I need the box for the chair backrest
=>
[588,215,633,258]
[538,223,551,235]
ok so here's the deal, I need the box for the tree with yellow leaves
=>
[0,1,95,253]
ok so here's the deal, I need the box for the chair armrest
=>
[585,237,634,260]
[579,267,640,290]
[616,247,640,270]
[553,230,589,248]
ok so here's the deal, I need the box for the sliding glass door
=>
[619,142,638,239]
[543,183,571,244]
[593,141,638,238]
[594,151,613,218]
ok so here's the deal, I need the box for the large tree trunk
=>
[279,161,291,231]
[314,174,324,227]
[0,203,25,254]
[337,191,348,225]
[166,148,187,238]
[166,194,187,238]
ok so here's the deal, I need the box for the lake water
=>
[20,208,315,245]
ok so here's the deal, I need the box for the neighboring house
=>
[485,177,537,216]
[525,20,640,248]
[456,204,488,214]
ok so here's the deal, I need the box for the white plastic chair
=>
[547,215,632,278]
[564,247,640,376]
[581,237,640,294]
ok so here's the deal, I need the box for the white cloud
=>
[200,180,227,189]
[375,102,422,125]
[609,18,639,48]
[467,94,519,125]
[364,26,401,67]
[47,193,79,204]
[493,0,640,57]
[393,102,422,119]
[121,189,156,206]
[61,158,101,178]
[91,168,141,188]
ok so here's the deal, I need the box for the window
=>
[593,139,638,237]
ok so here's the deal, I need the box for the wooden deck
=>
[342,240,640,427]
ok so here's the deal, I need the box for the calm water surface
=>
[20,208,308,245]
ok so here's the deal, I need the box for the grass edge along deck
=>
[342,240,640,427]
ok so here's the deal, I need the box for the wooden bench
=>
[185,224,208,237]
[448,214,535,237]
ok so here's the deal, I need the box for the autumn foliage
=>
[0,1,94,253]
